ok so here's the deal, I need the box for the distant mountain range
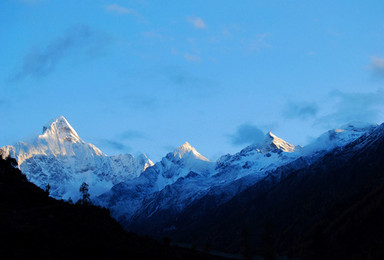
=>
[2,116,384,259]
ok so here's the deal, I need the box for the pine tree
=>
[45,183,51,195]
[79,182,91,205]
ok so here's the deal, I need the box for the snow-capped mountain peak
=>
[262,132,296,153]
[41,116,80,143]
[172,142,210,162]
[0,116,153,200]
[31,116,103,158]
[303,121,377,155]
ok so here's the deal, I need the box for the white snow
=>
[0,116,152,201]
[262,132,296,152]
[1,116,378,226]
[97,123,378,222]
[173,142,210,162]
[303,121,377,155]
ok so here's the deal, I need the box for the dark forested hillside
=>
[0,157,221,260]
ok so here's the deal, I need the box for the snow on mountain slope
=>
[99,133,300,226]
[303,121,377,156]
[1,116,377,235]
[173,142,209,161]
[1,116,102,165]
[115,123,380,234]
[0,116,153,200]
[156,122,384,256]
[96,142,214,220]
[126,171,214,233]
[214,131,299,182]
[205,122,378,208]
[158,142,213,187]
[262,132,296,152]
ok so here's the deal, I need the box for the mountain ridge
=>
[0,116,153,200]
[150,121,384,259]
[1,116,381,259]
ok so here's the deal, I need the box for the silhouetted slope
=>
[0,157,221,259]
[295,178,384,259]
[162,124,384,259]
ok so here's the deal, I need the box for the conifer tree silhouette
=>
[79,182,91,205]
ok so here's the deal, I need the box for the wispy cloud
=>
[228,123,265,146]
[119,130,146,140]
[371,56,384,78]
[247,33,270,52]
[283,101,319,120]
[123,94,161,110]
[99,139,131,152]
[142,31,166,41]
[184,53,201,62]
[97,129,146,153]
[315,89,384,127]
[105,4,137,15]
[159,66,218,98]
[165,67,214,88]
[10,25,110,81]
[186,16,207,29]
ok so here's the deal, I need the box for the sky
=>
[1,0,384,162]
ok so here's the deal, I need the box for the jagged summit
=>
[173,142,210,162]
[41,116,81,143]
[262,132,296,153]
[0,116,103,165]
[173,142,193,156]
[236,132,296,156]
[0,116,154,200]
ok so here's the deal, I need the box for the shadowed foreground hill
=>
[0,157,221,259]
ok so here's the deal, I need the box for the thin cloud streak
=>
[246,34,270,52]
[163,66,217,97]
[184,53,201,62]
[10,25,110,81]
[119,130,146,140]
[187,16,207,29]
[99,139,131,152]
[315,89,384,127]
[105,4,138,16]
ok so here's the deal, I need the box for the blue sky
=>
[1,0,384,161]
